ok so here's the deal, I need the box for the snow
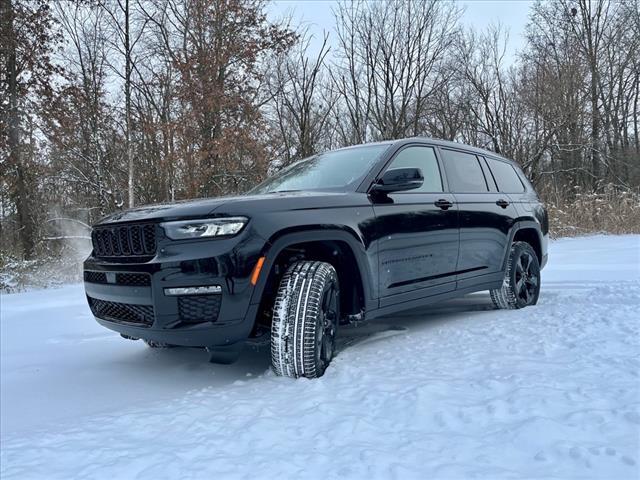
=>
[1,235,639,479]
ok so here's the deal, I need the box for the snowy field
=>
[1,235,639,480]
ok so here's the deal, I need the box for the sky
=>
[266,0,535,64]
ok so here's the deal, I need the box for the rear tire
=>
[491,241,541,309]
[271,261,339,379]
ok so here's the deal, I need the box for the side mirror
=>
[371,168,424,193]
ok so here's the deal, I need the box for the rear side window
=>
[386,146,443,193]
[440,149,488,193]
[487,159,525,193]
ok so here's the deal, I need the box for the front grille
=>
[88,297,154,326]
[178,295,221,324]
[92,224,156,260]
[84,271,151,287]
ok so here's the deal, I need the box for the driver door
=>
[371,145,459,306]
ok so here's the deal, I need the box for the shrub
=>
[545,186,640,238]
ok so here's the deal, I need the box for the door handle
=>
[434,199,453,210]
[496,199,510,208]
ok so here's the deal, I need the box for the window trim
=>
[479,156,499,192]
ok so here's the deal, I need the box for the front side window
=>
[385,146,443,193]
[486,158,525,193]
[249,145,390,194]
[441,149,488,193]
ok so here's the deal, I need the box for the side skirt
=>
[367,279,502,320]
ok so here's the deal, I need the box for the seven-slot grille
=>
[91,224,156,259]
[87,297,154,327]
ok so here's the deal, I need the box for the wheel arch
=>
[249,228,376,326]
[502,221,544,270]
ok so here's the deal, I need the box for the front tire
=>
[271,261,339,379]
[491,241,541,309]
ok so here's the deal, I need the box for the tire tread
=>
[271,261,337,378]
[490,241,539,310]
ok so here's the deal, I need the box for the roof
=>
[393,137,514,164]
[334,137,514,164]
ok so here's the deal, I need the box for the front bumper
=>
[84,229,265,347]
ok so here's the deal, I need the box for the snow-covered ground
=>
[1,235,639,479]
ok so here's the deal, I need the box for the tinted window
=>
[441,149,488,192]
[249,145,389,194]
[487,159,525,193]
[386,146,443,193]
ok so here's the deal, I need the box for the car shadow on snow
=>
[336,292,496,352]
[111,292,495,383]
[100,337,272,386]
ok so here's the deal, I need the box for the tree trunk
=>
[125,0,134,207]
[634,74,639,154]
[3,0,35,259]
[590,60,601,189]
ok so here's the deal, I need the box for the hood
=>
[94,191,356,225]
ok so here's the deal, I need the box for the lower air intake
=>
[88,297,154,327]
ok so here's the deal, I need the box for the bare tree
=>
[267,31,335,166]
[525,0,639,192]
[138,0,296,197]
[332,0,461,142]
[561,0,613,187]
[99,0,149,207]
[1,0,61,258]
[49,2,124,215]
[3,0,640,270]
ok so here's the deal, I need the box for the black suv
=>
[84,138,548,378]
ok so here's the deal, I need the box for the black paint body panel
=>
[84,137,549,348]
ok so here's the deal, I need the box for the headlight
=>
[161,217,248,240]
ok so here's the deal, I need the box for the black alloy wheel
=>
[316,282,338,374]
[514,250,539,305]
[490,241,541,309]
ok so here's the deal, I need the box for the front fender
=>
[248,228,377,312]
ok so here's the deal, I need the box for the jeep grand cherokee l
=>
[84,138,549,378]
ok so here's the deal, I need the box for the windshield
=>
[249,144,389,194]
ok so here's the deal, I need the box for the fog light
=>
[164,285,222,296]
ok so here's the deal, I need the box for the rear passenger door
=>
[439,148,518,286]
[372,145,459,304]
